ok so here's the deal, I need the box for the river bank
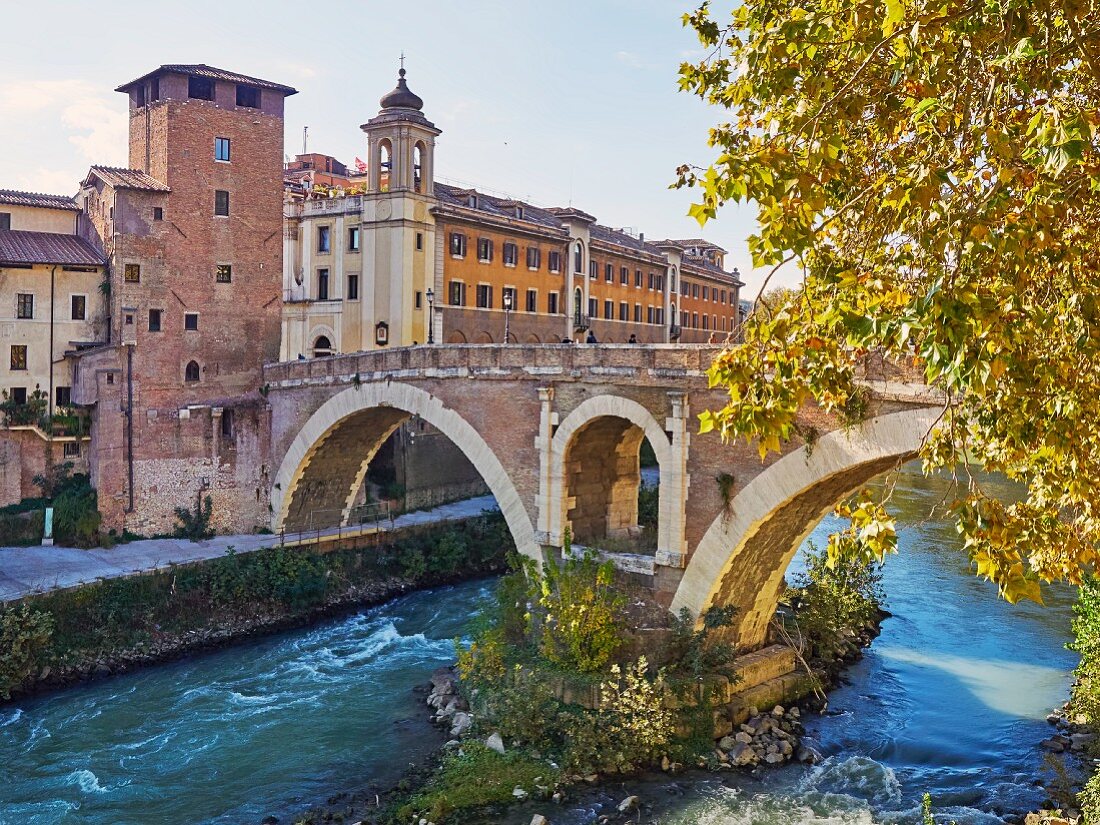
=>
[0,513,512,706]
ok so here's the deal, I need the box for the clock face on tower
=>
[376,201,392,220]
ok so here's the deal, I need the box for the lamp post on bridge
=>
[503,288,513,344]
[426,287,435,344]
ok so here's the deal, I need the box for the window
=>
[10,387,26,404]
[692,284,700,299]
[221,408,234,439]
[449,280,466,306]
[236,84,260,108]
[620,266,629,285]
[63,441,81,459]
[548,291,559,314]
[604,299,613,319]
[589,260,597,280]
[317,268,330,300]
[153,207,163,221]
[0,213,9,231]
[216,264,232,283]
[681,281,690,297]
[124,263,141,283]
[647,306,655,324]
[703,314,710,330]
[415,291,422,309]
[184,313,199,331]
[55,386,71,408]
[347,274,359,300]
[502,286,516,310]
[648,272,655,290]
[476,284,493,308]
[10,345,27,370]
[635,269,642,288]
[548,251,561,273]
[450,232,467,257]
[346,226,360,252]
[574,242,583,273]
[313,336,333,357]
[588,297,597,318]
[477,237,493,262]
[526,289,537,313]
[416,232,423,251]
[526,247,541,269]
[317,226,331,253]
[214,137,231,162]
[692,312,699,328]
[657,307,664,325]
[214,190,229,216]
[188,75,214,100]
[619,301,628,321]
[634,304,642,323]
[185,360,200,382]
[503,242,518,266]
[149,309,162,332]
[71,295,86,321]
[16,294,32,319]
[605,263,613,282]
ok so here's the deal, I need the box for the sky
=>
[0,0,796,296]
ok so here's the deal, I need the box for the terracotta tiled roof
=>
[0,190,78,211]
[116,64,298,95]
[84,166,170,192]
[0,231,104,267]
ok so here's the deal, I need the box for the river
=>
[0,464,1077,824]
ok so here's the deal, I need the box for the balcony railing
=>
[669,324,682,339]
[573,313,590,332]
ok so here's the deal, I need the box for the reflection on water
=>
[877,648,1070,720]
[0,463,1078,825]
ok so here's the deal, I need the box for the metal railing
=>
[278,500,394,547]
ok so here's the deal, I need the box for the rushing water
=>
[0,464,1078,824]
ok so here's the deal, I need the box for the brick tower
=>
[75,65,296,534]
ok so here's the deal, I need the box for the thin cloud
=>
[615,50,650,70]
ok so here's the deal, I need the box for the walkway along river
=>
[0,464,1078,824]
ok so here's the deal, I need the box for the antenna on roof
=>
[302,126,308,156]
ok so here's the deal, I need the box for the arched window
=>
[378,139,392,192]
[184,360,200,382]
[413,142,425,193]
[670,267,677,293]
[313,335,333,358]
[670,303,677,325]
[573,287,583,324]
[573,241,583,274]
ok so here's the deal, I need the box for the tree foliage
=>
[679,0,1100,602]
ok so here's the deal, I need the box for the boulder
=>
[530,816,549,825]
[735,731,753,745]
[1070,732,1096,752]
[718,735,738,751]
[1040,737,1065,753]
[617,796,639,813]
[485,732,506,755]
[450,712,472,737]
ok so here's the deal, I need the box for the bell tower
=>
[361,61,440,196]
[357,62,441,346]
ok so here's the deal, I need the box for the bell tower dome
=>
[360,62,440,195]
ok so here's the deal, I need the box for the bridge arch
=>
[671,406,941,650]
[271,382,540,563]
[547,394,673,552]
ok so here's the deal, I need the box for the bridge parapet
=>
[263,344,728,389]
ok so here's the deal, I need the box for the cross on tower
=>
[399,52,405,72]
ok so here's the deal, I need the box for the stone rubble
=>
[707,704,821,770]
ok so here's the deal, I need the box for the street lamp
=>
[426,287,435,344]
[503,288,513,344]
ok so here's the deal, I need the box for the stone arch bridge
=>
[263,345,939,650]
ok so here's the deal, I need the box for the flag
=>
[354,157,367,173]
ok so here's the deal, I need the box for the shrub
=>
[637,483,659,530]
[173,496,214,541]
[663,605,739,678]
[0,605,54,699]
[788,540,884,657]
[52,475,102,547]
[535,541,627,673]
[592,656,673,771]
